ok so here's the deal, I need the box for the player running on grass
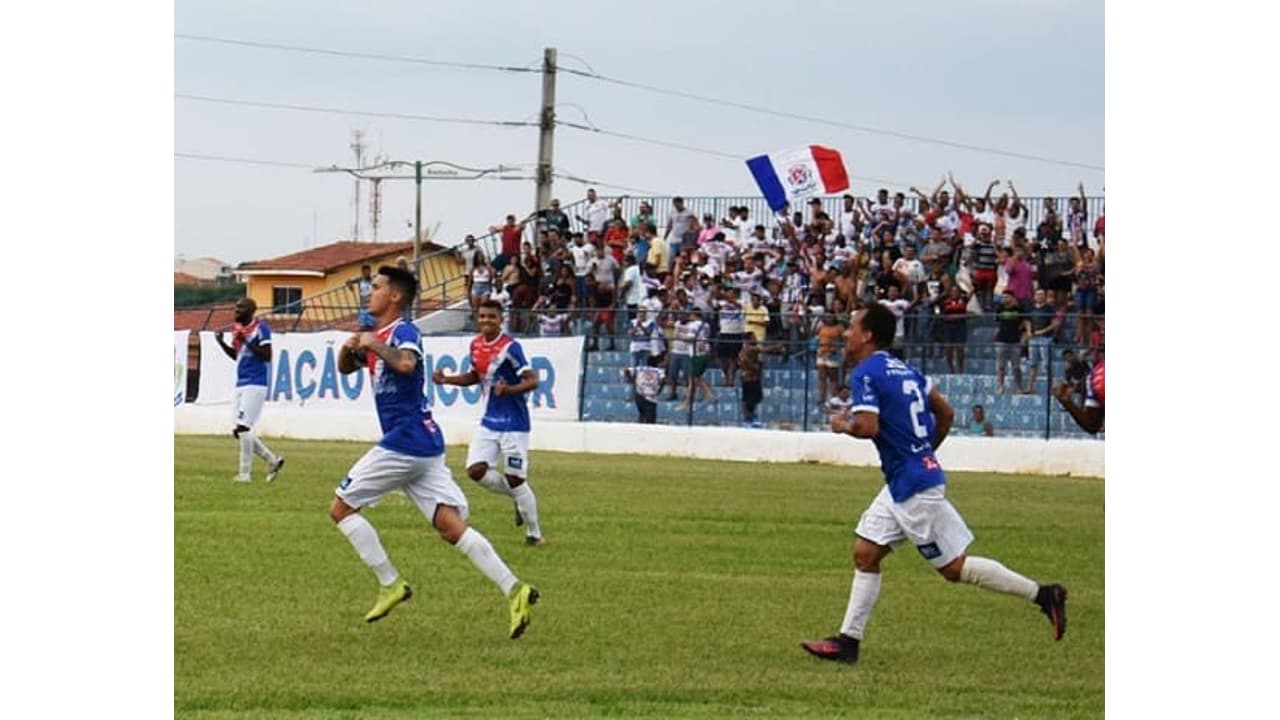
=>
[214,297,285,484]
[328,267,538,638]
[433,299,546,546]
[801,302,1067,664]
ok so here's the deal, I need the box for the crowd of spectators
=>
[454,175,1105,414]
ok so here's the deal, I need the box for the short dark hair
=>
[859,302,897,349]
[477,298,504,315]
[378,266,418,309]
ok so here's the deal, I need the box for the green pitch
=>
[175,435,1104,719]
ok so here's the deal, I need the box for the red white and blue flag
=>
[746,145,850,212]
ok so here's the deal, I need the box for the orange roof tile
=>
[174,305,238,332]
[174,271,205,286]
[236,240,439,274]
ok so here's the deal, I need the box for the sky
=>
[175,0,1104,266]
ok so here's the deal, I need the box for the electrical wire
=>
[175,33,537,74]
[555,121,912,188]
[175,152,318,169]
[174,32,1101,171]
[559,66,1104,172]
[176,93,537,127]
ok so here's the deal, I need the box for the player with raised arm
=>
[434,300,547,546]
[328,268,538,638]
[214,297,284,483]
[801,302,1067,664]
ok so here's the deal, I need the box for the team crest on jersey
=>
[922,456,940,471]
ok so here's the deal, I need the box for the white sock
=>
[238,432,253,476]
[251,434,278,465]
[959,556,1038,601]
[337,514,399,586]
[476,469,511,496]
[839,570,882,640]
[511,482,542,539]
[455,527,518,595]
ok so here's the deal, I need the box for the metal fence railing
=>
[421,304,1102,440]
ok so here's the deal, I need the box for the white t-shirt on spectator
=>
[584,200,610,234]
[621,265,645,305]
[879,298,911,339]
[893,257,926,286]
[570,243,596,276]
[840,210,859,241]
[717,300,746,334]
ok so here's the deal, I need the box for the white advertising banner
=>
[196,330,583,423]
[174,330,189,407]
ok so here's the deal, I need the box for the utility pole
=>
[350,130,366,240]
[534,47,557,214]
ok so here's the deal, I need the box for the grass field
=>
[175,434,1104,719]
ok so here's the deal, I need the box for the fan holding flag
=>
[746,145,850,212]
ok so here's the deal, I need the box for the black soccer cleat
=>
[1035,584,1068,641]
[801,634,860,664]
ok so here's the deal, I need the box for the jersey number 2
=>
[902,380,927,439]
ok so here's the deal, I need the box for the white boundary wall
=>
[174,405,1103,478]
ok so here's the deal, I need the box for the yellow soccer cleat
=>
[364,578,412,623]
[508,583,540,639]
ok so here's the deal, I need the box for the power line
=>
[175,32,1101,171]
[176,93,537,128]
[176,152,536,180]
[551,170,664,197]
[554,121,913,189]
[175,152,317,169]
[175,33,537,74]
[559,66,1104,172]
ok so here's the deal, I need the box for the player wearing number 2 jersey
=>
[801,302,1068,664]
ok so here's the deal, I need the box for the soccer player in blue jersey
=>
[434,300,546,546]
[214,297,285,483]
[801,302,1067,664]
[328,268,539,638]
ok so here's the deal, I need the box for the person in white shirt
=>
[569,233,597,307]
[537,306,567,337]
[622,356,666,424]
[892,245,926,295]
[824,384,853,425]
[618,253,646,327]
[627,308,657,368]
[878,285,913,347]
[576,187,610,236]
[715,286,747,387]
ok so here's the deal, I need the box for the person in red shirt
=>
[488,213,530,273]
[603,218,629,263]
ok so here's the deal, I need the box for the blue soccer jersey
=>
[849,350,946,502]
[235,320,271,387]
[364,319,446,458]
[469,333,533,433]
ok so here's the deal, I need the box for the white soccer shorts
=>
[336,446,470,523]
[233,385,268,429]
[465,426,531,479]
[855,485,975,568]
